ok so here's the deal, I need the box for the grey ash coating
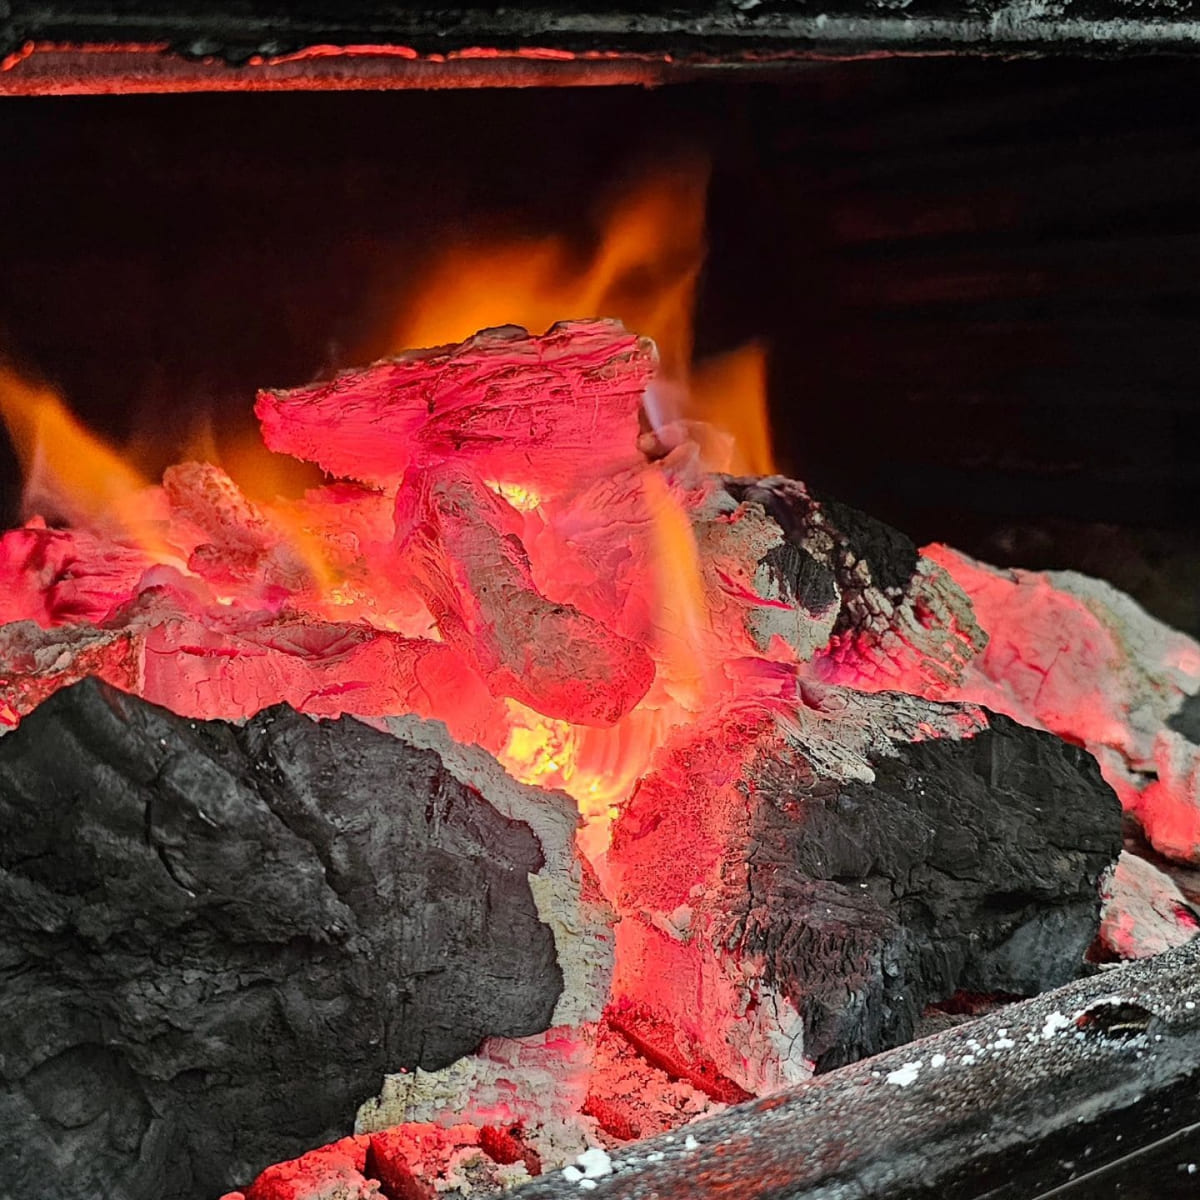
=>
[725,476,919,637]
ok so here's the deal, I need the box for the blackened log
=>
[516,938,1200,1200]
[0,678,573,1200]
[608,681,1122,1091]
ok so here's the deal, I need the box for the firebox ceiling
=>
[3,0,1200,94]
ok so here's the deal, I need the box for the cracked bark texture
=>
[723,477,985,693]
[0,678,565,1200]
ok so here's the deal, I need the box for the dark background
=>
[2,59,1199,629]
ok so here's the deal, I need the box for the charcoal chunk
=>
[0,678,563,1200]
[750,712,1123,1069]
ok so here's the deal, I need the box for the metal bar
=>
[6,2,1200,95]
[515,939,1200,1199]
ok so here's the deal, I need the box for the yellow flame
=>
[0,366,151,530]
[484,480,543,513]
[499,700,682,861]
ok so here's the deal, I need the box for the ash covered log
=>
[0,677,609,1200]
[394,462,654,726]
[923,544,1200,864]
[1099,851,1200,960]
[608,675,1122,1092]
[517,938,1200,1200]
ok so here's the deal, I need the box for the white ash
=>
[1040,1012,1072,1040]
[1100,852,1200,959]
[885,1062,922,1087]
[562,1146,614,1189]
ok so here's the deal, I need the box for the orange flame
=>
[690,343,773,476]
[641,470,712,713]
[0,366,151,532]
[0,366,338,587]
[384,161,774,475]
[178,414,324,507]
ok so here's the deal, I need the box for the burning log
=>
[0,678,611,1200]
[394,463,655,725]
[0,521,150,627]
[719,477,985,690]
[162,461,316,594]
[607,674,1122,1092]
[923,545,1200,863]
[0,605,505,744]
[255,321,654,493]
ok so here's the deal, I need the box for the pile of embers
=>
[0,321,1197,1200]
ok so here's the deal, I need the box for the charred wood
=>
[0,678,586,1200]
[608,681,1123,1089]
[723,476,984,692]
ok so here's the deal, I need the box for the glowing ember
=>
[2,299,1198,1200]
[0,321,793,860]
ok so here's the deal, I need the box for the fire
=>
[382,160,774,476]
[641,470,712,713]
[0,366,152,532]
[0,162,784,852]
[689,343,773,476]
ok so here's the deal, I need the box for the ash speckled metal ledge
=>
[516,939,1200,1199]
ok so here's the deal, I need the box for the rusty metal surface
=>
[5,2,1200,94]
[516,940,1200,1199]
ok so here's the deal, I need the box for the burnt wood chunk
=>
[0,678,566,1200]
[608,682,1122,1089]
[724,476,985,693]
[393,462,655,726]
[256,321,652,493]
